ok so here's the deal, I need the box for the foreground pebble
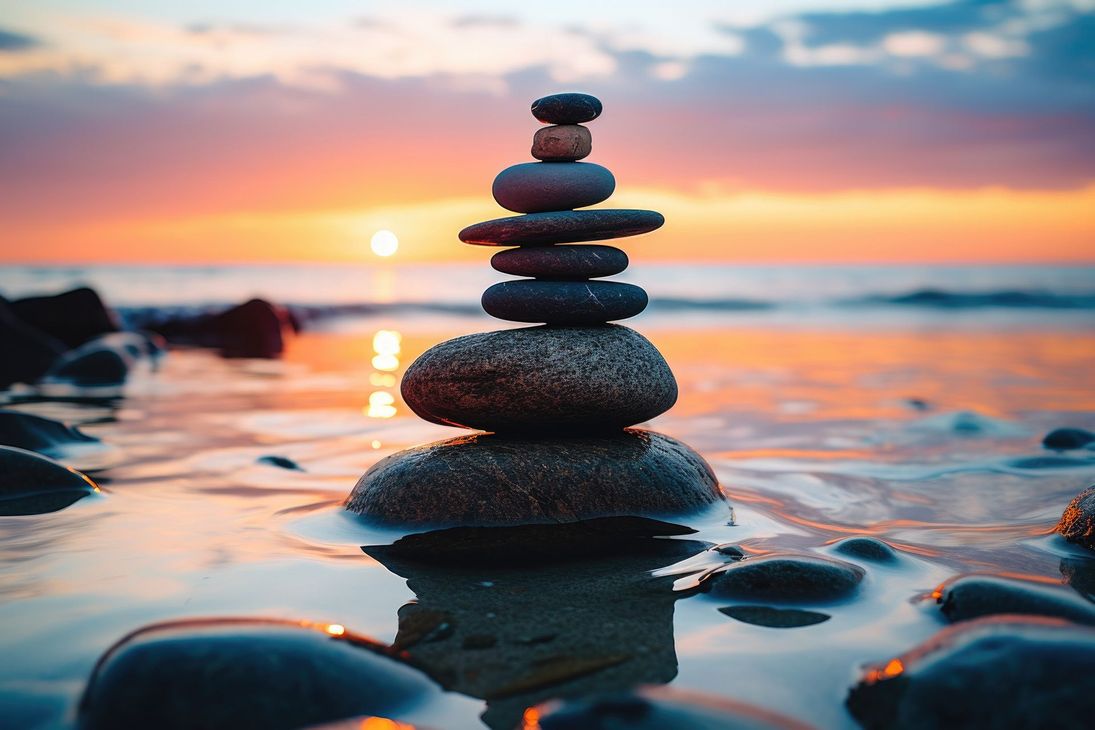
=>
[0,445,98,515]
[719,605,831,629]
[1042,426,1094,450]
[706,554,866,603]
[481,280,647,324]
[492,161,614,214]
[1056,484,1095,550]
[532,124,592,161]
[832,536,898,563]
[933,573,1095,625]
[0,410,99,457]
[491,244,628,279]
[531,92,603,124]
[459,209,664,246]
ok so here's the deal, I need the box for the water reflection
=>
[366,329,402,419]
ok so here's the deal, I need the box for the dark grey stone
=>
[459,209,664,246]
[0,295,65,388]
[400,324,676,433]
[832,536,899,563]
[532,124,591,161]
[846,618,1095,729]
[9,286,119,349]
[1057,484,1095,551]
[346,429,724,528]
[934,574,1095,625]
[257,455,304,471]
[531,92,602,124]
[719,605,831,629]
[43,340,132,386]
[492,162,614,214]
[706,554,865,603]
[0,410,98,457]
[491,245,628,279]
[482,280,647,324]
[0,445,98,515]
[1043,427,1094,450]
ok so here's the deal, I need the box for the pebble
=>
[257,455,304,471]
[0,410,99,457]
[831,536,898,563]
[459,209,664,246]
[493,162,614,213]
[482,280,647,324]
[42,337,133,386]
[706,554,866,603]
[1057,484,1095,551]
[0,445,98,515]
[531,92,602,124]
[400,324,676,433]
[532,124,592,161]
[933,573,1095,625]
[1043,426,1095,450]
[491,244,628,279]
[719,605,831,629]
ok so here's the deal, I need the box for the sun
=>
[370,229,399,257]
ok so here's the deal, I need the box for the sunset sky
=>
[1,0,1092,263]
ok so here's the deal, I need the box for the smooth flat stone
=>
[0,410,99,457]
[482,280,647,324]
[491,245,628,279]
[831,536,899,563]
[932,574,1095,625]
[346,429,723,528]
[459,209,664,246]
[706,554,865,603]
[492,161,614,214]
[532,124,591,161]
[0,445,99,515]
[401,324,676,433]
[1057,484,1095,551]
[719,605,831,629]
[531,92,602,124]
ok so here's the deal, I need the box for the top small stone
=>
[531,93,602,125]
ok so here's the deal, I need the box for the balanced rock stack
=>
[347,93,723,534]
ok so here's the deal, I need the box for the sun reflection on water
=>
[365,328,402,419]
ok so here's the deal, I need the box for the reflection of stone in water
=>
[365,524,707,730]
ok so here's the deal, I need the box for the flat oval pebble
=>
[459,210,664,246]
[1043,426,1095,450]
[532,124,592,161]
[482,280,647,324]
[493,162,615,214]
[491,244,628,279]
[831,536,899,563]
[531,92,602,124]
[706,554,865,603]
[934,573,1095,625]
[0,410,99,457]
[0,445,99,515]
[1057,484,1095,550]
[401,324,676,433]
[719,605,831,629]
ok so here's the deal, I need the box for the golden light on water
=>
[370,229,399,257]
[367,391,397,419]
[325,623,346,636]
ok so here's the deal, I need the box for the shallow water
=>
[2,306,1094,728]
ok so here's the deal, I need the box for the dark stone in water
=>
[459,209,664,246]
[482,280,647,324]
[1057,484,1095,551]
[1060,558,1095,601]
[706,554,865,603]
[1008,455,1092,470]
[78,617,436,730]
[0,410,98,457]
[492,161,614,214]
[832,536,898,563]
[532,124,592,161]
[933,574,1095,625]
[257,455,304,471]
[846,617,1095,730]
[714,543,747,559]
[719,605,831,629]
[43,338,132,387]
[0,295,65,388]
[149,298,293,358]
[1043,427,1095,450]
[0,445,98,515]
[491,244,628,279]
[401,324,676,433]
[8,287,119,349]
[346,429,723,529]
[531,92,602,124]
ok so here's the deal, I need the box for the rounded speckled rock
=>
[459,210,664,246]
[346,429,723,527]
[532,124,592,161]
[531,93,602,124]
[493,162,614,214]
[1057,484,1095,551]
[491,245,628,279]
[482,280,647,324]
[707,554,866,603]
[400,324,676,433]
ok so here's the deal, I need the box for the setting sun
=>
[370,229,399,257]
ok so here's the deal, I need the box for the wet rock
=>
[1043,426,1094,450]
[491,244,628,280]
[347,430,723,528]
[43,337,133,386]
[78,618,435,730]
[532,124,592,161]
[531,92,602,124]
[832,536,898,563]
[0,296,65,388]
[714,543,747,559]
[719,605,831,629]
[0,410,98,457]
[8,287,119,349]
[459,209,664,246]
[401,324,676,433]
[257,455,304,471]
[0,445,98,515]
[706,554,865,603]
[482,280,647,324]
[846,617,1095,729]
[150,298,292,358]
[933,574,1095,625]
[492,162,614,214]
[1056,484,1095,551]
[1060,558,1095,601]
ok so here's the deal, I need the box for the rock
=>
[832,536,899,563]
[0,445,98,515]
[492,162,614,214]
[459,209,664,246]
[719,605,831,629]
[257,455,304,471]
[706,554,865,603]
[1043,427,1095,450]
[846,617,1095,729]
[482,280,647,324]
[491,244,628,280]
[933,574,1095,625]
[43,337,133,387]
[1056,484,1095,550]
[78,617,435,730]
[0,410,98,457]
[346,429,723,528]
[0,296,65,388]
[532,124,592,161]
[8,287,119,349]
[401,324,676,433]
[150,298,292,358]
[1060,558,1095,601]
[531,92,602,124]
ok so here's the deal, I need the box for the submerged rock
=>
[1042,427,1094,450]
[257,455,304,471]
[1056,484,1095,551]
[846,617,1095,729]
[492,161,614,214]
[78,618,436,730]
[0,445,98,515]
[832,536,899,563]
[43,338,132,387]
[719,605,831,629]
[706,554,865,603]
[149,298,293,358]
[347,429,723,528]
[401,324,676,433]
[1060,558,1095,601]
[459,209,664,246]
[0,410,99,457]
[481,280,647,324]
[933,574,1095,625]
[8,286,119,349]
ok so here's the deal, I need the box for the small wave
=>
[851,289,1095,310]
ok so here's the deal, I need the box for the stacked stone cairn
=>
[347,93,724,537]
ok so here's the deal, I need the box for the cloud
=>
[0,27,40,52]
